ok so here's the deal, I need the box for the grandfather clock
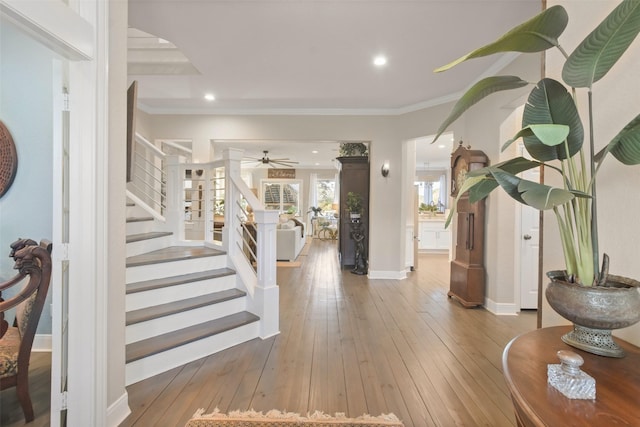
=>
[448,143,488,307]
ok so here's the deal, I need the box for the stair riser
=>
[126,235,174,257]
[125,321,260,386]
[126,275,237,311]
[126,204,148,218]
[126,256,227,283]
[126,297,247,344]
[126,219,155,236]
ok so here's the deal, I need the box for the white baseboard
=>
[484,298,519,315]
[367,270,407,280]
[107,391,131,427]
[32,334,52,352]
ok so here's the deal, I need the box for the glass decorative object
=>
[547,350,596,400]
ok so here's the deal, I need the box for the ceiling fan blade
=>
[270,160,297,168]
[270,158,298,164]
[240,150,298,168]
[272,161,299,165]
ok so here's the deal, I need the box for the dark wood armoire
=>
[336,156,369,268]
[448,144,488,307]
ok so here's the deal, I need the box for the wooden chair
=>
[0,238,52,423]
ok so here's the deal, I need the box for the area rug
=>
[185,408,404,427]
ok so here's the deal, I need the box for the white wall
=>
[398,52,541,307]
[141,53,538,281]
[107,0,129,413]
[542,0,640,346]
[138,1,640,348]
[0,17,55,334]
[144,114,404,275]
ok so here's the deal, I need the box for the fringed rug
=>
[185,408,404,427]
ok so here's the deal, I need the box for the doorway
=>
[501,105,540,312]
[403,133,454,271]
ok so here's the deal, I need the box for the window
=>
[416,173,447,212]
[315,179,336,212]
[261,179,302,215]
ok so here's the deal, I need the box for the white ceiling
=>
[128,0,542,167]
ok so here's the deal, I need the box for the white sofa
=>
[276,220,306,261]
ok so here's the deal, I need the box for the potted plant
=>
[432,2,640,357]
[338,142,368,157]
[307,206,323,218]
[284,205,298,217]
[346,191,364,221]
[419,202,439,217]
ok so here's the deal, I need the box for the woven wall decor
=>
[0,120,18,198]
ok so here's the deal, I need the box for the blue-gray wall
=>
[0,18,55,334]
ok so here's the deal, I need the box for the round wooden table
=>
[502,326,640,427]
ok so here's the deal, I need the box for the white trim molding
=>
[484,298,519,316]
[368,270,407,280]
[106,392,131,427]
[0,0,93,60]
[32,334,52,352]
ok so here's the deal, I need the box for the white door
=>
[519,152,540,309]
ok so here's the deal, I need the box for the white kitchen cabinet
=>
[418,218,451,251]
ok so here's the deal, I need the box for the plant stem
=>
[588,90,599,284]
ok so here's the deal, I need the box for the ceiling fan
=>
[243,150,299,168]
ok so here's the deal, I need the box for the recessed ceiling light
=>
[438,144,446,149]
[204,93,215,101]
[312,150,318,154]
[373,55,387,67]
[315,162,320,166]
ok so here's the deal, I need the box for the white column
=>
[222,148,244,253]
[163,155,185,241]
[253,209,280,338]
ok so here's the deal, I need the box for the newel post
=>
[223,148,244,253]
[254,209,280,338]
[164,154,185,241]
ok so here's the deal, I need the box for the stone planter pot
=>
[546,270,640,357]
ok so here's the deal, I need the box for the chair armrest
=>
[0,273,26,293]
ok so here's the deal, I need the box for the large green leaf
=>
[445,158,547,226]
[432,76,529,142]
[464,157,542,203]
[435,6,568,72]
[595,114,640,165]
[563,0,640,88]
[467,157,542,177]
[518,180,575,210]
[522,78,583,161]
[445,175,490,227]
[488,169,574,209]
[488,169,528,204]
[468,180,499,204]
[502,124,570,152]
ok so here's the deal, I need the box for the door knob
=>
[523,234,532,240]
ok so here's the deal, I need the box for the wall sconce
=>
[381,162,390,177]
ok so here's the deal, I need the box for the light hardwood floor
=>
[1,239,536,426]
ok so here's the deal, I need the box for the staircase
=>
[124,203,260,385]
